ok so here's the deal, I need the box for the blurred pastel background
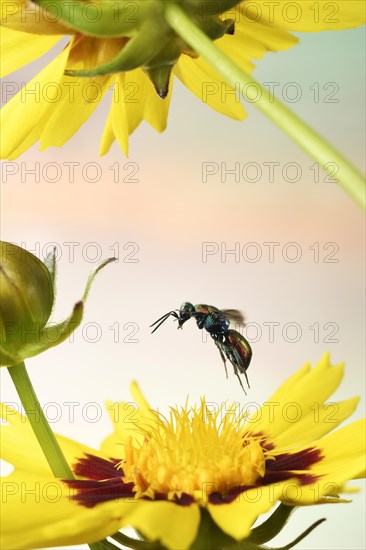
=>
[1,25,365,550]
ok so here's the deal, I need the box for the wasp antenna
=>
[150,311,178,333]
[150,311,173,327]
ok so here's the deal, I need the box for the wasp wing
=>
[222,309,246,326]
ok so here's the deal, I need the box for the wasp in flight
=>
[150,302,252,393]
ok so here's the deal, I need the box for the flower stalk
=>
[8,363,109,550]
[8,361,73,478]
[164,2,366,209]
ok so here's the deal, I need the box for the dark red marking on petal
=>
[265,448,323,472]
[65,478,135,508]
[64,453,134,508]
[73,454,121,480]
[209,447,324,505]
[209,485,253,504]
[261,447,323,487]
[144,492,196,506]
[66,453,195,508]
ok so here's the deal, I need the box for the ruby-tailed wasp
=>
[150,302,252,393]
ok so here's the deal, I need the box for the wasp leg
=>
[214,338,229,379]
[150,311,179,333]
[224,345,248,394]
[230,346,251,389]
[234,368,247,395]
[194,313,206,329]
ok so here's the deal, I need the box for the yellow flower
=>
[1,353,365,549]
[1,0,365,159]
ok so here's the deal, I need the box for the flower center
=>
[120,401,266,503]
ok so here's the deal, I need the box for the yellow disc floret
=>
[121,400,266,503]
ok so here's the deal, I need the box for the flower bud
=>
[0,240,115,367]
[0,242,54,365]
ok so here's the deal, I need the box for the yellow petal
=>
[111,76,130,155]
[174,55,246,120]
[129,380,153,413]
[123,69,172,135]
[0,42,70,159]
[123,69,145,134]
[102,383,156,456]
[121,500,200,550]
[219,31,266,64]
[0,403,104,475]
[0,0,70,34]
[283,419,366,505]
[39,36,128,150]
[39,74,112,149]
[208,483,287,540]
[99,85,117,155]
[101,399,147,456]
[245,0,366,31]
[272,396,360,448]
[0,27,62,77]
[235,18,299,52]
[0,468,134,549]
[251,353,352,442]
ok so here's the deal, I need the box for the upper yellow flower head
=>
[1,354,365,549]
[1,0,365,158]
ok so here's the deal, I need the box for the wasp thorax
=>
[204,312,230,336]
[0,241,54,366]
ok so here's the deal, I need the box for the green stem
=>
[8,362,74,478]
[8,362,107,550]
[165,3,366,209]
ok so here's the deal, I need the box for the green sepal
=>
[191,507,236,549]
[189,505,325,550]
[0,344,21,366]
[43,247,57,290]
[106,504,325,550]
[13,301,84,362]
[110,530,166,549]
[60,4,235,81]
[144,64,173,98]
[34,0,151,37]
[248,504,294,545]
[228,518,326,550]
[64,23,170,77]
[198,15,235,41]
[184,0,241,16]
[82,257,116,302]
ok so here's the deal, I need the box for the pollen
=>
[120,401,266,503]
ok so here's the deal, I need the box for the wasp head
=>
[178,302,195,328]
